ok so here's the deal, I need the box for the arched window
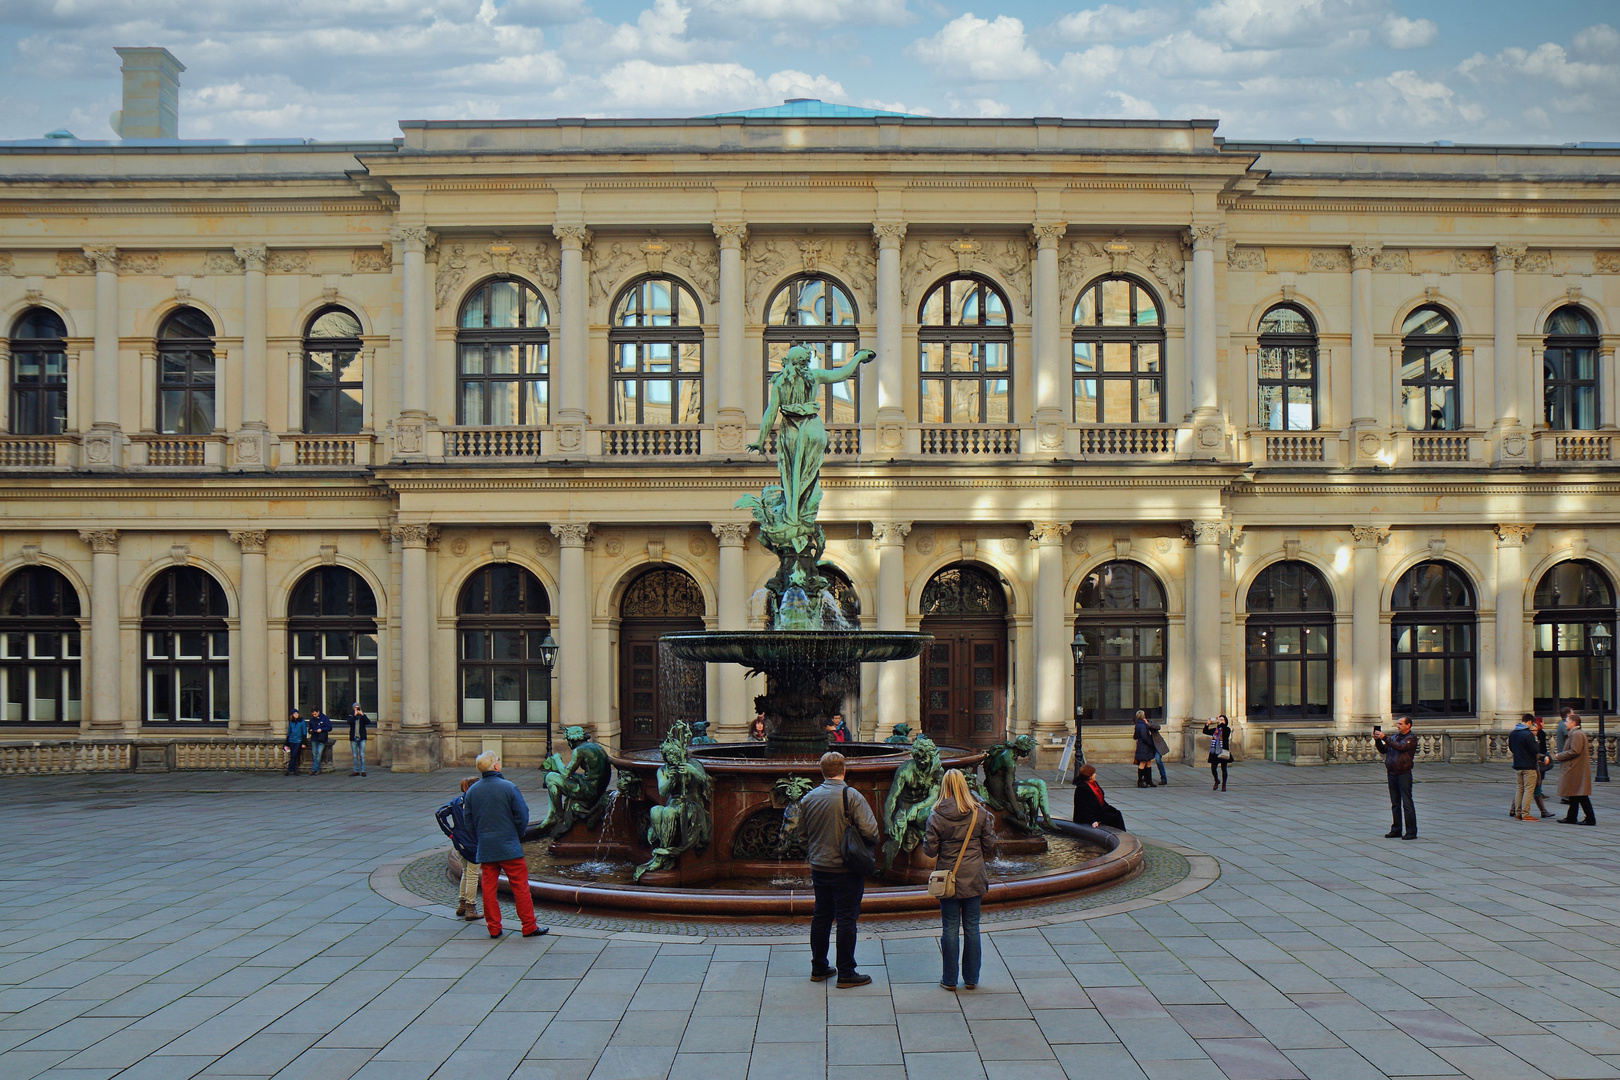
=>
[1072,275,1164,424]
[1391,561,1475,718]
[142,567,229,724]
[457,278,549,427]
[610,277,703,425]
[1543,306,1600,431]
[9,308,68,436]
[458,565,551,727]
[156,308,216,435]
[1257,305,1317,431]
[1,567,80,723]
[289,568,379,721]
[1074,562,1166,722]
[1245,562,1333,721]
[302,307,364,434]
[1400,306,1460,431]
[1533,560,1616,716]
[918,274,1012,424]
[764,274,859,423]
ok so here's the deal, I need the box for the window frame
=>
[455,277,551,428]
[609,275,704,427]
[1399,306,1461,432]
[1071,275,1166,425]
[8,308,69,436]
[1073,561,1168,723]
[287,567,380,723]
[763,273,861,424]
[1243,561,1334,722]
[301,306,366,435]
[457,565,553,729]
[1390,560,1476,719]
[1542,305,1600,431]
[0,567,81,725]
[1532,559,1616,716]
[917,273,1014,425]
[156,308,217,436]
[141,567,229,726]
[1255,304,1318,431]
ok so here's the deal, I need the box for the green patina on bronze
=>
[881,735,944,871]
[535,725,613,839]
[633,719,713,882]
[983,734,1051,834]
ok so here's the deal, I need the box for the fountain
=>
[469,343,1143,915]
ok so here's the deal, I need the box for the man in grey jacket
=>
[786,751,880,988]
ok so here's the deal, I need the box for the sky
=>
[0,0,1616,145]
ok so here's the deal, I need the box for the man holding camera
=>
[1374,716,1419,840]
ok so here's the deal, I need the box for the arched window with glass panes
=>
[288,568,379,720]
[918,274,1012,424]
[1533,560,1616,716]
[1543,306,1600,431]
[1245,562,1334,721]
[1072,275,1165,424]
[763,274,860,424]
[1074,562,1167,722]
[302,307,364,434]
[142,567,229,724]
[610,276,703,425]
[458,565,552,728]
[156,308,217,435]
[1256,305,1318,431]
[457,278,549,427]
[0,567,81,724]
[1391,561,1475,717]
[1400,306,1460,431]
[9,308,69,435]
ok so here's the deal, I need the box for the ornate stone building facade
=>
[1,113,1616,769]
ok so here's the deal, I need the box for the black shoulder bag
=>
[839,786,876,877]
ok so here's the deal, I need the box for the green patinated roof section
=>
[700,100,917,119]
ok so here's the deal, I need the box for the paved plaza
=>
[5,760,1620,1080]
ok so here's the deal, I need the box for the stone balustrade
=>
[0,738,291,774]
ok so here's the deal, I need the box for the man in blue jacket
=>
[1509,713,1546,821]
[307,706,332,775]
[463,752,548,939]
[284,711,307,776]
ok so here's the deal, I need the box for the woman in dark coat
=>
[1071,764,1126,831]
[1132,710,1157,787]
[1203,715,1233,791]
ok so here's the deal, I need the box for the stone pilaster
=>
[78,529,122,733]
[551,523,593,735]
[230,530,269,734]
[873,521,912,736]
[1031,521,1072,745]
[1351,525,1391,725]
[872,224,907,454]
[713,223,749,452]
[392,522,439,771]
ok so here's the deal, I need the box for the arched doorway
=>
[919,564,1008,747]
[619,566,706,751]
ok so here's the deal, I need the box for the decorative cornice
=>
[82,246,118,273]
[1349,242,1382,270]
[712,222,749,249]
[229,529,268,553]
[1223,195,1620,217]
[711,522,750,547]
[1029,521,1071,545]
[232,244,268,273]
[872,223,907,248]
[550,522,593,547]
[871,521,911,547]
[1495,523,1534,546]
[1351,525,1391,547]
[552,225,592,249]
[77,528,119,553]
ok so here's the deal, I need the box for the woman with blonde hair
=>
[922,768,996,990]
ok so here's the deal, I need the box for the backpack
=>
[435,794,477,863]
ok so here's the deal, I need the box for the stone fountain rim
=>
[607,740,986,773]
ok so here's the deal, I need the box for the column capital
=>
[1029,222,1067,249]
[82,246,119,273]
[393,523,437,548]
[232,244,268,273]
[1029,521,1072,546]
[1349,242,1383,270]
[711,522,751,547]
[1493,243,1526,271]
[229,529,268,554]
[871,521,911,547]
[552,224,592,250]
[550,522,593,548]
[78,528,120,553]
[712,222,749,249]
[389,226,436,253]
[1351,524,1391,547]
[872,222,907,249]
[1495,523,1534,547]
[1189,520,1225,545]
[1186,223,1225,252]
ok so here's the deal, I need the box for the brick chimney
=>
[110,47,184,139]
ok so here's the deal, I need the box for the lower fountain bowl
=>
[662,630,933,669]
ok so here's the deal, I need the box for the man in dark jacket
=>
[307,707,332,775]
[785,751,880,988]
[1508,713,1545,821]
[346,703,369,776]
[463,753,547,939]
[1374,715,1419,839]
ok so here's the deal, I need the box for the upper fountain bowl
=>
[663,630,932,671]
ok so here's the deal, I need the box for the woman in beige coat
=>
[1554,714,1595,826]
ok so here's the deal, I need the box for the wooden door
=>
[619,617,704,751]
[919,618,1007,747]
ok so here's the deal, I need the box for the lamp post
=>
[1592,622,1611,784]
[1071,631,1087,767]
[537,632,560,757]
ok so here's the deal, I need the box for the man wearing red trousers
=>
[463,752,549,939]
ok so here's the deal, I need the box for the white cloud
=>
[1054,4,1171,44]
[1128,31,1279,79]
[910,12,1049,82]
[1196,0,1376,48]
[1573,23,1620,62]
[698,0,911,25]
[596,59,843,110]
[606,0,695,60]
[1105,89,1157,117]
[1057,44,1124,83]
[974,97,1011,117]
[1380,15,1436,51]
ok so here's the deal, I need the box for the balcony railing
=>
[445,427,545,459]
[0,436,75,468]
[1077,425,1175,457]
[919,424,1021,457]
[1537,431,1614,464]
[132,435,219,468]
[766,425,860,457]
[282,435,370,467]
[602,426,704,457]
[1394,430,1479,466]
[1260,432,1331,465]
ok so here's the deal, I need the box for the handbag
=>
[927,803,978,899]
[1212,730,1232,762]
[838,787,876,878]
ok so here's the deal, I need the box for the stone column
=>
[551,523,592,732]
[1349,243,1381,460]
[392,522,439,771]
[713,522,751,737]
[84,247,122,469]
[79,529,121,733]
[391,226,434,457]
[552,225,591,454]
[1031,522,1071,740]
[1031,223,1067,453]
[1186,226,1222,419]
[713,224,748,452]
[1190,521,1224,719]
[232,245,270,469]
[1492,244,1529,463]
[872,224,907,453]
[230,530,268,734]
[1495,525,1533,723]
[873,521,911,731]
[1351,526,1390,725]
